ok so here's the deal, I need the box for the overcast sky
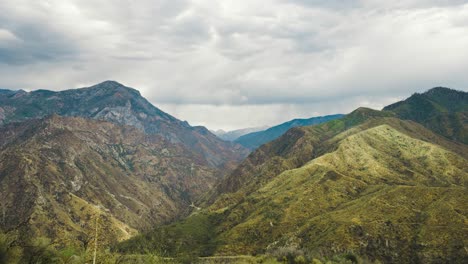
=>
[1,0,467,130]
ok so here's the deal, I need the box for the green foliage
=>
[2,87,466,264]
[117,112,468,263]
[0,232,21,264]
[383,87,468,143]
[268,246,306,264]
[115,212,219,258]
[174,252,199,264]
[0,230,149,264]
[207,119,467,261]
[20,237,59,264]
[294,255,307,264]
[54,247,83,263]
[2,235,87,264]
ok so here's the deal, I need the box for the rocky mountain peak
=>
[82,80,142,98]
[0,81,249,168]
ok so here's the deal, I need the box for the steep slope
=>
[235,114,344,149]
[383,87,468,144]
[0,81,248,168]
[118,108,468,263]
[211,124,467,261]
[0,116,219,247]
[215,109,396,196]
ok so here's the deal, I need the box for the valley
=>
[0,85,467,264]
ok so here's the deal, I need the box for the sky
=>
[1,0,468,131]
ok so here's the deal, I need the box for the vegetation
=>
[384,87,468,143]
[1,230,375,263]
[115,212,218,259]
[0,230,178,264]
[235,114,344,149]
[1,87,467,263]
[116,114,468,263]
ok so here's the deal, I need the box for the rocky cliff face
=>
[0,81,249,168]
[0,115,220,247]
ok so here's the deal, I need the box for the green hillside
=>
[384,87,468,143]
[213,125,467,260]
[2,86,467,263]
[116,110,468,263]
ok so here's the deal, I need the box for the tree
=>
[93,213,100,264]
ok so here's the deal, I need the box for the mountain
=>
[234,114,344,149]
[383,87,468,144]
[0,81,249,249]
[117,94,468,263]
[213,126,269,141]
[0,81,249,169]
[2,84,467,262]
[0,115,221,247]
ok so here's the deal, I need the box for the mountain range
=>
[117,87,468,263]
[0,81,249,169]
[0,84,467,263]
[0,81,248,247]
[213,126,269,142]
[234,114,344,149]
[0,115,222,247]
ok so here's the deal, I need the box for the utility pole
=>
[93,214,99,264]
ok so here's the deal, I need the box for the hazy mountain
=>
[0,80,249,169]
[213,126,269,141]
[234,114,344,149]
[0,115,221,247]
[117,89,468,263]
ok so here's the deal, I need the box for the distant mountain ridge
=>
[118,87,468,263]
[0,80,249,168]
[234,114,344,149]
[213,126,269,141]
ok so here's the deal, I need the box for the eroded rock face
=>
[0,116,219,247]
[94,101,145,131]
[0,107,4,124]
[0,81,249,169]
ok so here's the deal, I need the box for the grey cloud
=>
[0,0,467,130]
[0,10,79,65]
[284,0,361,9]
[157,94,401,131]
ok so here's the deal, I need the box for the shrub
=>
[294,255,307,263]
[268,246,306,264]
[21,237,58,264]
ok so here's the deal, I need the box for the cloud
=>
[0,0,467,130]
[158,95,400,131]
